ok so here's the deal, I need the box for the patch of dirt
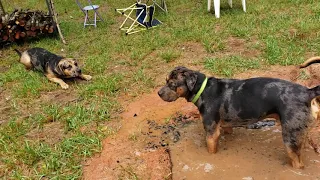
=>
[38,89,80,105]
[0,66,9,73]
[83,91,186,179]
[215,36,262,59]
[83,64,320,180]
[25,121,65,145]
[0,88,15,125]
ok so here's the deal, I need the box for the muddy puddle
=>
[83,65,320,180]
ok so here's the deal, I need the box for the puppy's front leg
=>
[46,74,69,89]
[79,74,92,81]
[204,117,222,154]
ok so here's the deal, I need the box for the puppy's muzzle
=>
[71,68,82,77]
[158,86,179,102]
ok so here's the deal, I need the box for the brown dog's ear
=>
[184,71,198,91]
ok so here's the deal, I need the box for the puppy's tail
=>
[14,49,22,57]
[299,56,320,68]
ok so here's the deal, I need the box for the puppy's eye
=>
[64,65,72,69]
[169,82,177,90]
[74,62,78,66]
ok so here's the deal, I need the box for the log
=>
[20,31,26,38]
[15,31,20,39]
[2,34,8,41]
[0,8,57,45]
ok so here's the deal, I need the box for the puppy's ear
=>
[184,71,198,91]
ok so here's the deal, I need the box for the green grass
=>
[205,56,261,77]
[0,0,320,179]
[159,49,181,63]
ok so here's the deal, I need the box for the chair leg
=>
[94,11,97,28]
[207,0,211,12]
[84,11,88,28]
[242,0,246,12]
[214,0,220,18]
[95,10,104,21]
[228,0,232,8]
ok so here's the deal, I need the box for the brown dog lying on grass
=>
[14,48,92,89]
[158,62,320,169]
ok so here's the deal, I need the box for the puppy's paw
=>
[60,83,69,89]
[292,161,304,169]
[81,74,92,81]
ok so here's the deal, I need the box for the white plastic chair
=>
[208,0,246,18]
[76,0,104,28]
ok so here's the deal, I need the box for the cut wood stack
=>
[0,9,56,46]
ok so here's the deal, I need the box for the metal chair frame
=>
[76,0,104,28]
[147,0,167,13]
[116,1,161,35]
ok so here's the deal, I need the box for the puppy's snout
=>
[77,69,82,74]
[158,90,163,97]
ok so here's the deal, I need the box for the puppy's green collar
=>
[191,77,208,104]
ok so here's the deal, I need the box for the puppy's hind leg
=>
[285,143,305,169]
[19,51,33,70]
[281,116,309,169]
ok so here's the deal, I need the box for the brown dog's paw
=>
[60,83,69,89]
[292,161,304,169]
[80,74,92,81]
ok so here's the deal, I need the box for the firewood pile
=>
[0,9,57,46]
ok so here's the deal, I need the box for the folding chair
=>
[115,1,162,35]
[75,0,104,28]
[147,0,168,13]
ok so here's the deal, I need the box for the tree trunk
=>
[0,0,5,16]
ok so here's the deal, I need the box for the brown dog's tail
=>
[14,49,22,57]
[299,56,320,68]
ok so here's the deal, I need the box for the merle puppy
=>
[158,66,320,169]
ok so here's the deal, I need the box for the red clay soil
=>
[83,65,320,180]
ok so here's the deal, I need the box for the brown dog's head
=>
[158,66,202,102]
[57,58,82,78]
